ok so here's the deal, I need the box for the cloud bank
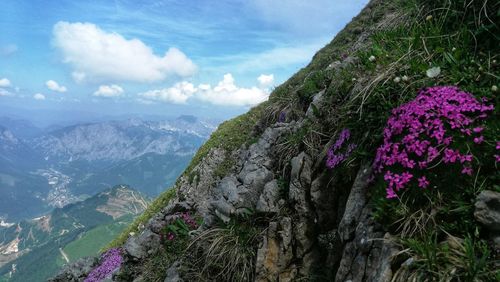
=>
[52,21,197,83]
[138,81,197,104]
[138,73,274,107]
[197,73,270,106]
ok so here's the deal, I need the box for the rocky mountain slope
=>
[52,0,499,281]
[0,185,149,282]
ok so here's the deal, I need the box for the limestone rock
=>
[124,229,161,260]
[164,261,184,282]
[474,190,500,231]
[306,90,326,120]
[238,162,273,192]
[338,164,372,242]
[48,257,98,282]
[289,152,312,216]
[256,180,281,213]
[255,217,295,282]
[334,166,398,282]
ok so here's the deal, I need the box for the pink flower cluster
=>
[177,212,197,229]
[164,212,198,242]
[84,248,123,282]
[326,128,356,169]
[374,86,494,198]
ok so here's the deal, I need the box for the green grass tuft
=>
[182,103,267,179]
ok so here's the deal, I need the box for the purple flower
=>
[386,187,397,199]
[461,166,473,176]
[278,111,286,123]
[472,127,484,133]
[418,176,429,188]
[460,154,473,163]
[179,212,198,229]
[85,248,123,282]
[473,136,484,144]
[167,232,176,241]
[443,149,459,163]
[494,155,500,162]
[326,128,356,169]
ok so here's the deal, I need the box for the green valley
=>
[0,185,149,282]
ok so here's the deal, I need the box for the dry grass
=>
[392,232,498,282]
[393,192,444,239]
[183,225,261,282]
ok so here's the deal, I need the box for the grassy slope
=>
[64,214,134,261]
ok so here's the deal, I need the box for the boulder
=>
[306,90,326,120]
[474,190,500,231]
[48,256,98,282]
[164,261,184,282]
[124,229,161,260]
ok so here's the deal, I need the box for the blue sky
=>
[0,0,367,125]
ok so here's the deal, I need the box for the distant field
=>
[63,214,134,261]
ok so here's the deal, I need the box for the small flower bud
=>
[368,55,376,62]
[492,85,498,92]
[393,77,401,83]
[402,75,409,82]
[426,15,433,21]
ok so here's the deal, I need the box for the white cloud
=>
[0,88,12,96]
[258,74,274,88]
[52,21,197,83]
[196,73,269,106]
[46,80,67,92]
[137,73,272,107]
[138,81,197,104]
[93,84,124,97]
[0,78,11,87]
[33,93,46,100]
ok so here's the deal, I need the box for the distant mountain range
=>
[0,115,217,222]
[0,185,149,282]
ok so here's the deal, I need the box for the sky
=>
[0,0,368,126]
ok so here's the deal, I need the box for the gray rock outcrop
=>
[48,257,98,282]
